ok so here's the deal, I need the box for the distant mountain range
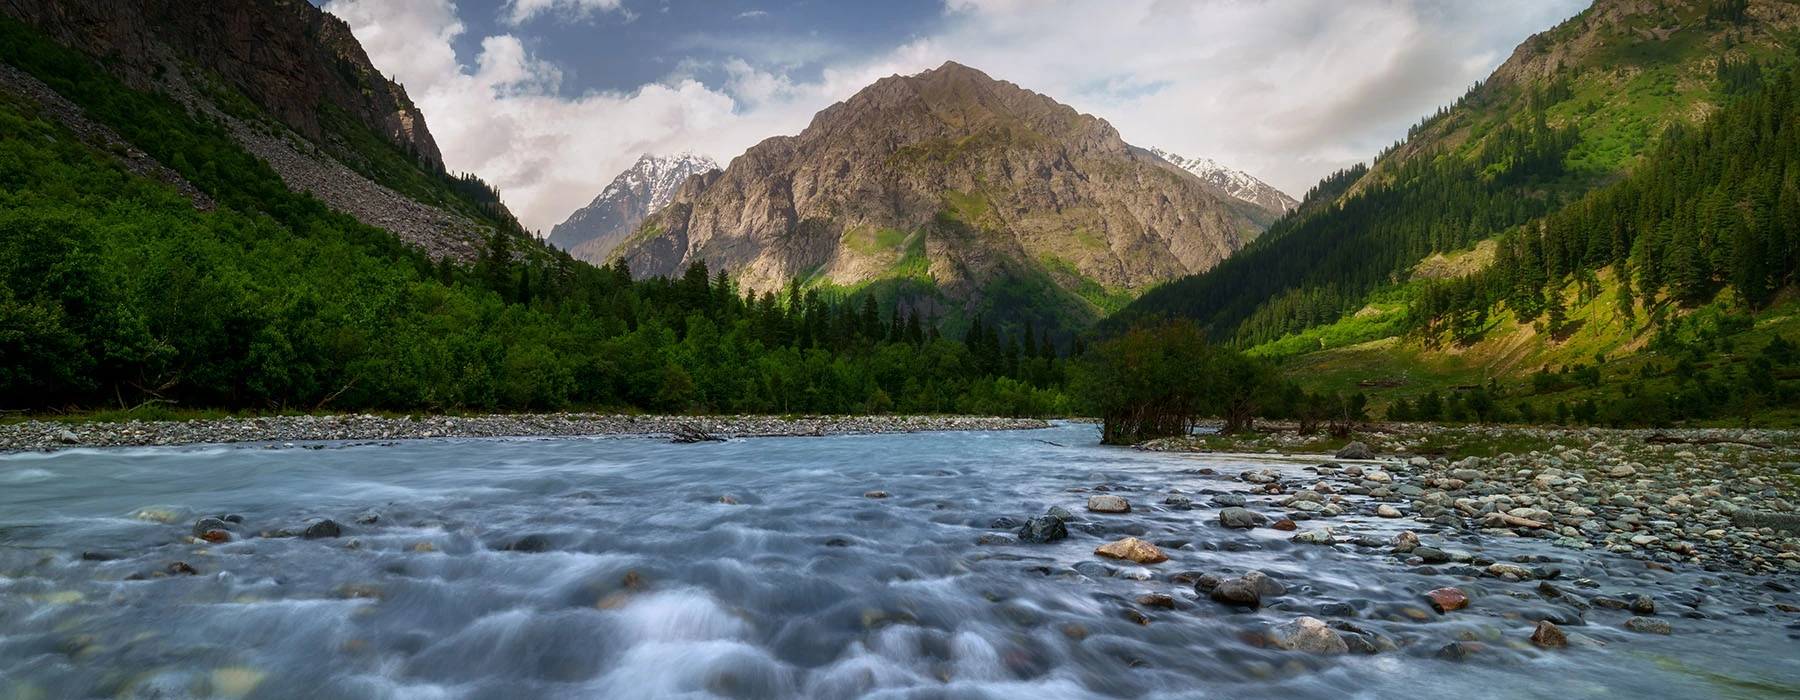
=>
[610,61,1272,332]
[550,152,719,263]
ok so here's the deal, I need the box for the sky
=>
[319,0,1591,235]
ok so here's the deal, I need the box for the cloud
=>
[502,0,623,25]
[734,10,767,20]
[324,0,1587,235]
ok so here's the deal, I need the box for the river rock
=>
[1531,620,1568,648]
[864,490,889,499]
[1392,531,1420,553]
[1426,587,1468,613]
[1376,504,1403,518]
[1630,594,1655,615]
[193,517,230,538]
[1335,442,1375,460]
[1211,493,1248,507]
[1486,562,1533,580]
[1210,578,1261,608]
[1267,616,1348,654]
[1095,537,1168,564]
[301,519,342,539]
[1137,593,1176,609]
[1625,617,1672,635]
[1292,528,1336,545]
[1018,515,1068,543]
[1272,519,1298,531]
[1087,495,1130,513]
[1220,507,1265,529]
[504,534,553,552]
[58,429,79,444]
[1244,570,1286,597]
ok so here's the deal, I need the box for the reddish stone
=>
[200,529,231,543]
[1272,519,1298,531]
[1426,587,1469,613]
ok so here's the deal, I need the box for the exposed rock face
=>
[620,62,1260,322]
[554,153,720,261]
[0,0,441,168]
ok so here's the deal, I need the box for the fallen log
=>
[1645,434,1774,449]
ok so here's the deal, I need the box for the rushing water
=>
[2,422,1797,699]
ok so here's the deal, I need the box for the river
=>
[1,422,1796,698]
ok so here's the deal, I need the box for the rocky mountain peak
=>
[616,62,1264,331]
[1148,148,1297,217]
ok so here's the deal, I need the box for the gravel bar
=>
[1,414,1053,454]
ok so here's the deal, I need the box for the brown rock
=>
[863,490,889,499]
[1530,620,1568,648]
[1271,519,1298,531]
[1095,537,1168,564]
[200,529,231,544]
[1136,593,1176,609]
[1426,587,1469,613]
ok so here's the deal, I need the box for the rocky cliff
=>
[617,62,1263,325]
[0,0,441,168]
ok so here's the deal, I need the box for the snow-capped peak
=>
[1148,148,1297,215]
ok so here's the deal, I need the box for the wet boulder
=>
[1018,515,1068,544]
[1267,616,1348,654]
[1243,570,1286,597]
[1425,587,1468,613]
[1087,495,1130,513]
[1095,537,1168,564]
[301,519,342,539]
[1291,528,1336,545]
[1219,507,1265,529]
[1335,442,1375,460]
[1210,577,1261,608]
[1531,620,1568,648]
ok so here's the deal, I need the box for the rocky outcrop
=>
[0,0,441,168]
[619,62,1260,321]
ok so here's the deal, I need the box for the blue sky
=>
[323,0,1590,234]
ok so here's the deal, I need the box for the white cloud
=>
[324,0,1587,235]
[735,10,767,20]
[502,0,623,26]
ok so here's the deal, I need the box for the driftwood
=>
[1036,439,1065,447]
[1645,434,1775,449]
[1484,512,1546,529]
[670,422,726,444]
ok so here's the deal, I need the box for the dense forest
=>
[0,17,1068,417]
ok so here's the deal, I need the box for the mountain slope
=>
[550,152,718,262]
[1148,148,1296,219]
[0,0,528,260]
[616,61,1264,332]
[1112,0,1800,346]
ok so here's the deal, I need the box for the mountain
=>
[615,61,1267,333]
[1113,0,1800,349]
[0,0,527,260]
[1148,148,1296,218]
[550,152,719,262]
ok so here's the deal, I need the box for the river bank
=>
[0,413,1052,453]
[1138,423,1800,577]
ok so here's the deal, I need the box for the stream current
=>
[1,422,1797,698]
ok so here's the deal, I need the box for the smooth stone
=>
[1244,570,1286,597]
[1625,617,1672,635]
[1631,594,1656,615]
[301,519,343,539]
[1137,593,1176,609]
[1426,587,1469,613]
[1376,504,1403,518]
[1291,528,1336,545]
[1268,616,1348,654]
[1087,495,1131,513]
[1271,519,1298,531]
[1220,507,1265,529]
[1335,442,1375,460]
[193,517,231,538]
[1210,578,1261,608]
